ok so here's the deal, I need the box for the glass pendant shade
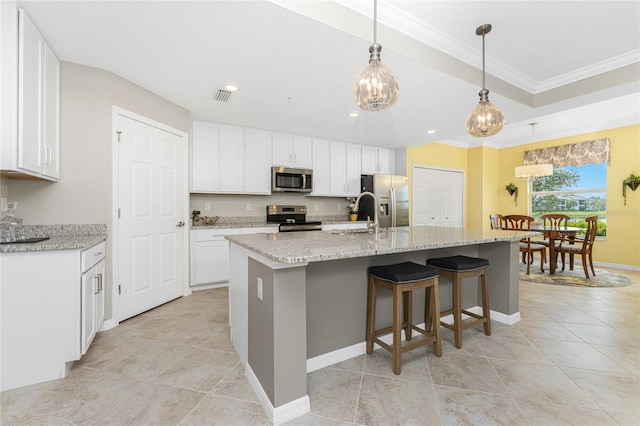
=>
[354,44,400,112]
[466,89,505,137]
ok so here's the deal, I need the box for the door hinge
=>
[116,131,122,143]
[118,208,121,219]
[118,284,121,295]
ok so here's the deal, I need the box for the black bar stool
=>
[426,255,491,349]
[366,261,442,375]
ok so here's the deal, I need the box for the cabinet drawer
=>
[81,241,106,272]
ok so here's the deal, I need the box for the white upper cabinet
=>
[191,120,220,192]
[244,128,272,194]
[190,121,271,195]
[272,133,312,169]
[361,146,394,175]
[311,139,331,196]
[330,141,361,197]
[1,5,60,181]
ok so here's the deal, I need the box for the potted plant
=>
[191,209,201,223]
[505,183,518,206]
[346,197,358,221]
[622,173,640,205]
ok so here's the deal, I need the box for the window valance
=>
[523,138,610,168]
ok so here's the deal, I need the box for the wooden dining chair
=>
[503,214,546,275]
[531,213,571,261]
[558,215,598,278]
[489,213,504,230]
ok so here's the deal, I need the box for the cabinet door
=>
[345,143,361,196]
[94,259,106,332]
[194,238,230,284]
[42,43,60,179]
[292,135,312,168]
[329,141,347,196]
[360,145,378,174]
[191,121,219,191]
[245,128,271,194]
[377,148,393,175]
[81,265,97,355]
[272,132,292,166]
[311,139,331,196]
[219,125,244,192]
[18,9,43,175]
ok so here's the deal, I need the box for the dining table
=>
[530,225,581,274]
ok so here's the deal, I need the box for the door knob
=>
[176,221,185,227]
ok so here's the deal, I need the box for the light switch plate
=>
[257,277,263,301]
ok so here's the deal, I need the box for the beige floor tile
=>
[490,358,595,408]
[154,348,239,392]
[535,308,606,325]
[605,411,640,426]
[331,354,365,373]
[355,374,440,425]
[427,352,508,395]
[435,386,526,425]
[561,323,640,347]
[211,363,260,403]
[474,328,553,365]
[439,328,485,356]
[530,339,630,373]
[282,412,352,425]
[363,347,430,381]
[562,367,640,417]
[178,394,268,426]
[307,367,361,422]
[516,398,617,425]
[592,343,640,377]
[515,319,582,342]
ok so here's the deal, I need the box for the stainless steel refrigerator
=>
[357,174,409,227]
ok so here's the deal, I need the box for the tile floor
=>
[2,268,639,425]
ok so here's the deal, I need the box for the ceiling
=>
[18,0,640,149]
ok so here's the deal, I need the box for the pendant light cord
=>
[373,0,378,44]
[481,32,486,90]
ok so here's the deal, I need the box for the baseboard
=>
[99,318,117,332]
[593,261,640,272]
[245,363,310,425]
[306,307,521,373]
[190,282,229,291]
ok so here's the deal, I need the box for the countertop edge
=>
[0,235,107,254]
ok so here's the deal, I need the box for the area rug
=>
[518,262,631,287]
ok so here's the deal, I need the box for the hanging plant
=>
[622,173,640,206]
[505,183,518,206]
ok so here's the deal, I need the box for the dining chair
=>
[558,215,598,278]
[489,213,504,230]
[531,213,571,262]
[503,214,546,275]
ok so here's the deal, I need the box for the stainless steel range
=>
[266,205,322,232]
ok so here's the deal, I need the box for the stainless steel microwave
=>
[271,166,313,193]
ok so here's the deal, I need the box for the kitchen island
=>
[226,225,532,424]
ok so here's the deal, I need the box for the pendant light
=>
[466,24,505,137]
[515,122,553,178]
[353,0,400,112]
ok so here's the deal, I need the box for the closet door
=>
[412,166,464,227]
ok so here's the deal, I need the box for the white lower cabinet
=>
[81,242,106,355]
[0,240,107,391]
[190,227,276,287]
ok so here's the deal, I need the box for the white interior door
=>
[117,114,186,321]
[412,166,464,227]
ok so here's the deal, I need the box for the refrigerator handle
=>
[390,187,396,227]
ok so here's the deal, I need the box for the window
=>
[530,162,607,236]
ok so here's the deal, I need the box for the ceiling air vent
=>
[212,89,233,103]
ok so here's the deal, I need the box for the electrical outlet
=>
[204,202,211,211]
[257,277,263,301]
[246,203,251,211]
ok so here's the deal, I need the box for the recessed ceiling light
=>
[427,129,437,134]
[224,84,238,92]
[348,111,359,118]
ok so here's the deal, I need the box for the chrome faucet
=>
[354,191,379,233]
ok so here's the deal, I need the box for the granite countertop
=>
[226,225,538,264]
[0,224,107,253]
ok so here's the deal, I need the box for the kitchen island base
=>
[228,227,525,424]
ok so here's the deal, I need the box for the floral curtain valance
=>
[523,138,610,168]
